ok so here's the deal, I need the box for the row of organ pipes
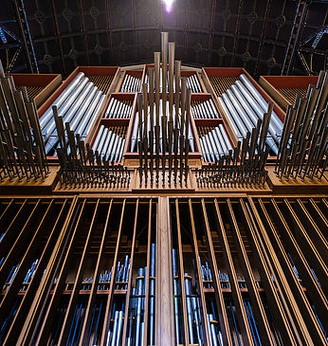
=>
[0,61,49,181]
[218,74,283,155]
[39,72,106,155]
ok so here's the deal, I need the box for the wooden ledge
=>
[0,167,58,195]
[267,166,328,194]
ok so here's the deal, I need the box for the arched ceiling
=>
[1,0,327,77]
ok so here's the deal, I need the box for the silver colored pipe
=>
[240,73,283,132]
[111,98,120,118]
[197,102,205,119]
[226,89,255,130]
[101,130,114,158]
[130,112,139,152]
[94,126,108,153]
[209,99,219,118]
[115,98,123,118]
[128,75,134,91]
[77,91,104,136]
[117,100,124,119]
[191,103,199,119]
[234,82,280,153]
[198,101,207,119]
[42,79,90,139]
[63,82,94,125]
[204,133,215,162]
[110,311,119,346]
[135,267,144,346]
[105,98,114,118]
[192,102,198,119]
[206,99,216,118]
[208,314,218,346]
[114,137,123,162]
[39,72,85,128]
[199,137,208,162]
[42,76,89,133]
[110,133,120,162]
[218,96,243,140]
[221,93,248,137]
[82,93,106,136]
[202,100,212,119]
[115,311,124,346]
[122,74,130,92]
[201,136,211,162]
[208,130,221,160]
[121,102,128,118]
[184,275,195,344]
[118,137,126,162]
[92,125,105,151]
[69,84,97,131]
[169,42,175,93]
[42,77,89,134]
[106,131,117,161]
[105,98,115,118]
[217,125,232,153]
[235,80,281,138]
[210,129,225,157]
[231,84,261,128]
[231,83,279,154]
[101,128,116,161]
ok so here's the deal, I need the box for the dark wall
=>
[1,0,327,77]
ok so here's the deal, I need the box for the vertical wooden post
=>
[156,197,174,345]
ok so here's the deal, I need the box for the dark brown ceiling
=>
[1,0,328,77]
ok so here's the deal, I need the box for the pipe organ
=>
[0,32,327,345]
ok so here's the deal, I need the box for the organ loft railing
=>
[0,197,327,345]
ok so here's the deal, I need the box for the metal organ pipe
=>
[221,93,248,137]
[235,81,280,141]
[39,72,85,128]
[239,74,283,132]
[40,72,106,155]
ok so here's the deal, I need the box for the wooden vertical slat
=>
[0,200,55,316]
[227,198,275,345]
[295,199,328,259]
[100,199,127,345]
[201,199,233,346]
[174,199,191,345]
[0,199,41,289]
[254,198,316,345]
[309,198,328,229]
[17,197,78,345]
[35,198,88,344]
[242,199,295,345]
[79,199,113,344]
[188,199,211,345]
[214,199,254,346]
[57,199,100,344]
[282,199,327,291]
[121,200,140,344]
[5,199,69,344]
[143,199,153,346]
[155,197,175,346]
[0,200,28,267]
[267,199,328,343]
[0,198,14,222]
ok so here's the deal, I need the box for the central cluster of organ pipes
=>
[133,33,195,188]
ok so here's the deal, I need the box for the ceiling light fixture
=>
[162,0,175,12]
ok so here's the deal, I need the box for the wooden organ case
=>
[0,32,327,345]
